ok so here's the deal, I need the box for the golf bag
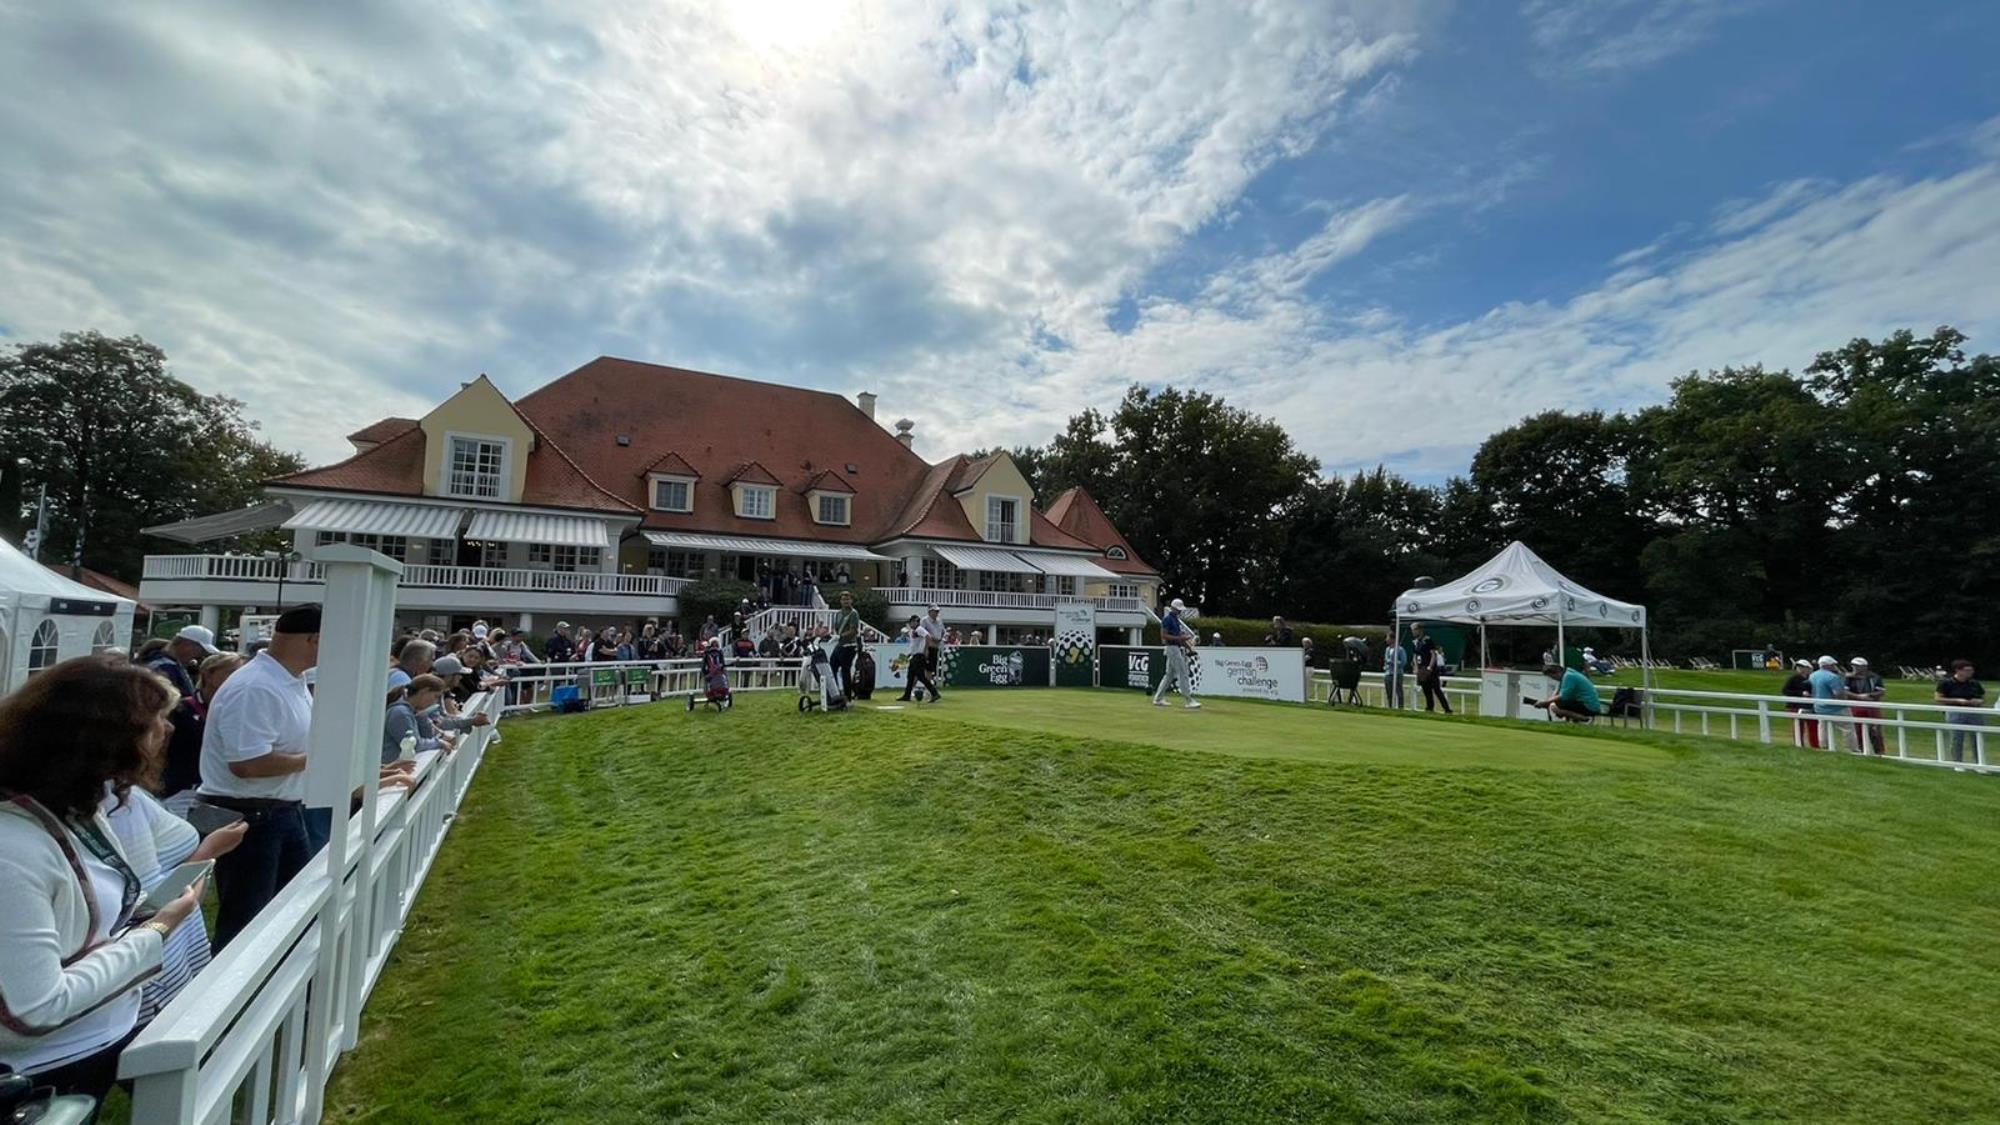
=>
[853,649,877,700]
[797,643,849,713]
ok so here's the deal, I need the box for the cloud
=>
[994,139,2000,480]
[0,0,1434,466]
[1520,0,1760,75]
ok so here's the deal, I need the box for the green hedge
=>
[679,579,760,630]
[821,585,893,633]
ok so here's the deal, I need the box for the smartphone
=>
[186,802,245,836]
[135,860,214,918]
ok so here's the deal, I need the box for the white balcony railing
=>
[142,554,692,598]
[875,586,1144,613]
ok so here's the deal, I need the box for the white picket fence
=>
[492,656,805,714]
[1308,670,1999,774]
[118,685,505,1121]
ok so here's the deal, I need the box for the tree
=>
[1024,387,1318,613]
[1469,410,1651,602]
[0,331,306,581]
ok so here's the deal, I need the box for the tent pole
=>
[1640,625,1653,728]
[1556,609,1566,676]
[1480,622,1488,670]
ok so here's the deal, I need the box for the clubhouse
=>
[139,357,1159,644]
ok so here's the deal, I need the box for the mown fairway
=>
[326,690,2000,1123]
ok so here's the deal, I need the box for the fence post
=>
[300,547,401,1123]
[1755,700,1771,744]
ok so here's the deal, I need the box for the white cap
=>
[1850,657,1868,667]
[1794,659,1812,668]
[471,623,489,639]
[1817,655,1837,666]
[1169,598,1186,611]
[174,625,221,655]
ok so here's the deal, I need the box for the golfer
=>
[1152,598,1200,710]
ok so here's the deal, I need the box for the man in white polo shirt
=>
[199,604,320,949]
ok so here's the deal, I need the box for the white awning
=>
[931,544,1044,574]
[144,500,296,543]
[641,531,890,561]
[1014,550,1118,580]
[283,499,464,539]
[466,510,611,548]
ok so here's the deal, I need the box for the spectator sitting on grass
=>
[1528,663,1603,722]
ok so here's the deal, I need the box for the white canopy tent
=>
[1391,541,1651,692]
[0,537,138,694]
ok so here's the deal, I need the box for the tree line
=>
[1002,327,2000,665]
[0,331,305,582]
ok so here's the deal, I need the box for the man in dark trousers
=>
[1411,623,1452,713]
[830,590,863,699]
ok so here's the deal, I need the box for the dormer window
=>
[445,434,508,499]
[737,485,776,520]
[815,494,850,525]
[1106,546,1128,560]
[651,476,694,513]
[985,496,1019,543]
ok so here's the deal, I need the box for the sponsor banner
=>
[1098,646,1305,701]
[939,645,1051,688]
[1051,602,1097,687]
[867,644,915,691]
[1194,647,1306,702]
[1099,645,1160,691]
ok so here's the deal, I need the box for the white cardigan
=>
[0,796,166,1067]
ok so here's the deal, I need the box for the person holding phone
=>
[106,785,246,1023]
[0,657,211,1105]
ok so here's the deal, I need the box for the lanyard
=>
[68,814,143,926]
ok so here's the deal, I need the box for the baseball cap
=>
[174,625,220,655]
[1169,598,1187,611]
[387,668,413,693]
[1850,657,1869,667]
[1793,659,1812,668]
[1817,655,1837,667]
[275,605,322,635]
[431,655,465,677]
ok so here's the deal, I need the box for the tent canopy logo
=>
[1470,577,1506,594]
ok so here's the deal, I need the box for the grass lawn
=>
[324,690,2000,1123]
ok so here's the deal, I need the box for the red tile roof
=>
[802,468,855,494]
[641,451,701,478]
[516,357,934,542]
[345,417,419,447]
[1046,487,1158,574]
[269,357,1153,559]
[726,460,783,487]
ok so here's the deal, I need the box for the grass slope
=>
[326,692,2000,1123]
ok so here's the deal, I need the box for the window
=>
[737,485,775,520]
[447,436,506,499]
[27,619,58,675]
[977,570,1028,593]
[316,531,408,559]
[646,548,704,578]
[985,496,1018,543]
[652,478,693,512]
[425,538,454,566]
[91,620,119,654]
[1106,546,1128,560]
[920,557,958,590]
[1107,582,1140,600]
[463,540,504,568]
[1052,576,1076,597]
[815,494,850,525]
[527,544,601,572]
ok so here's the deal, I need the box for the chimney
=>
[857,391,877,420]
[894,418,915,448]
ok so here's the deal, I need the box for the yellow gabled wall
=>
[419,375,533,502]
[956,455,1034,545]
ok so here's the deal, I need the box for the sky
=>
[2,0,1997,482]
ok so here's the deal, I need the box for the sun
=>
[721,0,854,53]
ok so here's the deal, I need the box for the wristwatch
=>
[141,919,174,939]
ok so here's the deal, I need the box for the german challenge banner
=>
[1051,602,1096,687]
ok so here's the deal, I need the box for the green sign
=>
[938,646,1051,688]
[1099,646,1161,691]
